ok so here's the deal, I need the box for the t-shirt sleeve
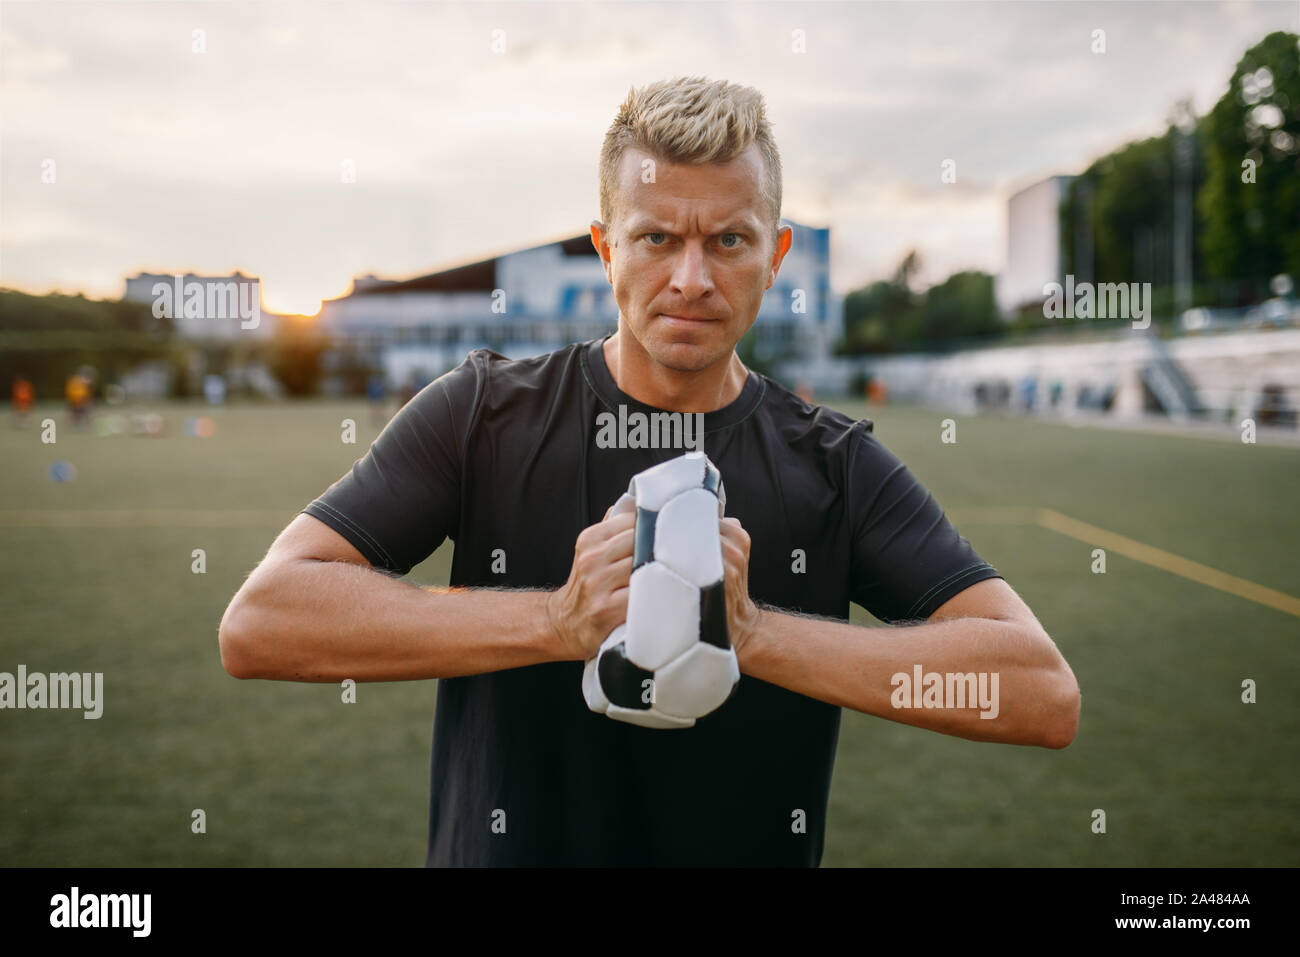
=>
[301,353,482,576]
[846,421,1002,623]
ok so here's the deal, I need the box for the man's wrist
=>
[541,589,577,663]
[734,601,770,672]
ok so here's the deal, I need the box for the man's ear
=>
[766,225,794,289]
[590,220,614,282]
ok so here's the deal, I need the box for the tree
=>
[0,289,175,398]
[838,250,921,354]
[1198,31,1300,292]
[919,271,1000,343]
[268,316,328,396]
[837,255,1000,355]
[1061,124,1208,306]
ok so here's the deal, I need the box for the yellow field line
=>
[955,505,1300,618]
[0,509,293,528]
[1031,507,1300,619]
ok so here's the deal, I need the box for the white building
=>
[996,175,1075,318]
[123,271,277,341]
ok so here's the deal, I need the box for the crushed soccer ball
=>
[582,450,739,729]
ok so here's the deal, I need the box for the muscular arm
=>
[218,513,571,682]
[735,578,1080,749]
[720,521,1079,749]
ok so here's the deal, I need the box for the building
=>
[316,219,839,390]
[996,175,1075,318]
[123,271,277,341]
[122,271,283,397]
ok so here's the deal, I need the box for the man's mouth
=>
[659,313,717,324]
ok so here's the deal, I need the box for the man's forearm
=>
[737,607,1079,748]
[219,558,567,682]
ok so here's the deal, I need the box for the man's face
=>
[594,143,792,374]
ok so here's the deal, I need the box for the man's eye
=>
[719,233,743,248]
[644,233,666,246]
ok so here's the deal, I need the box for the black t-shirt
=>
[302,335,1001,866]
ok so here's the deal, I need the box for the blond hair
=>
[599,76,783,246]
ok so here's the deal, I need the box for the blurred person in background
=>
[367,373,388,425]
[65,370,92,429]
[11,376,34,428]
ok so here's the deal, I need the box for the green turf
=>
[0,398,1296,866]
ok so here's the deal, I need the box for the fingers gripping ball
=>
[581,451,740,729]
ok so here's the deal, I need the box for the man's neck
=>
[602,331,749,414]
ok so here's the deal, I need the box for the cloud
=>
[2,0,1296,301]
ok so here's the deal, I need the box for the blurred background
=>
[1,1,1297,866]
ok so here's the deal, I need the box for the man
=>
[65,370,92,428]
[11,376,34,427]
[219,76,1079,866]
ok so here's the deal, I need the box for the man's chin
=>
[646,340,728,374]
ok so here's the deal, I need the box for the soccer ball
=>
[581,450,740,729]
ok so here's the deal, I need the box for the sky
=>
[1,0,1297,316]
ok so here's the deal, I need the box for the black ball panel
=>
[598,641,655,710]
[702,460,722,497]
[632,507,657,571]
[697,579,730,649]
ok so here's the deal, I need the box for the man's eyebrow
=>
[622,216,661,232]
[623,218,759,235]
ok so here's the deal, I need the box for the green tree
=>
[1198,31,1300,291]
[0,289,175,398]
[268,316,329,396]
[837,254,1000,354]
[838,249,921,354]
[1061,122,1208,303]
[919,271,1000,343]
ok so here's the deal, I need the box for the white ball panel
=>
[581,656,610,714]
[629,451,707,511]
[605,704,695,729]
[624,562,700,670]
[652,642,740,719]
[653,488,724,586]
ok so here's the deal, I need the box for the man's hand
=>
[720,516,763,657]
[548,506,761,663]
[546,508,635,662]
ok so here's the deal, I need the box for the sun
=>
[258,275,354,318]
[261,289,325,318]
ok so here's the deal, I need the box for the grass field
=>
[1,396,1297,866]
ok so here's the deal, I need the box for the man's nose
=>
[669,240,716,300]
